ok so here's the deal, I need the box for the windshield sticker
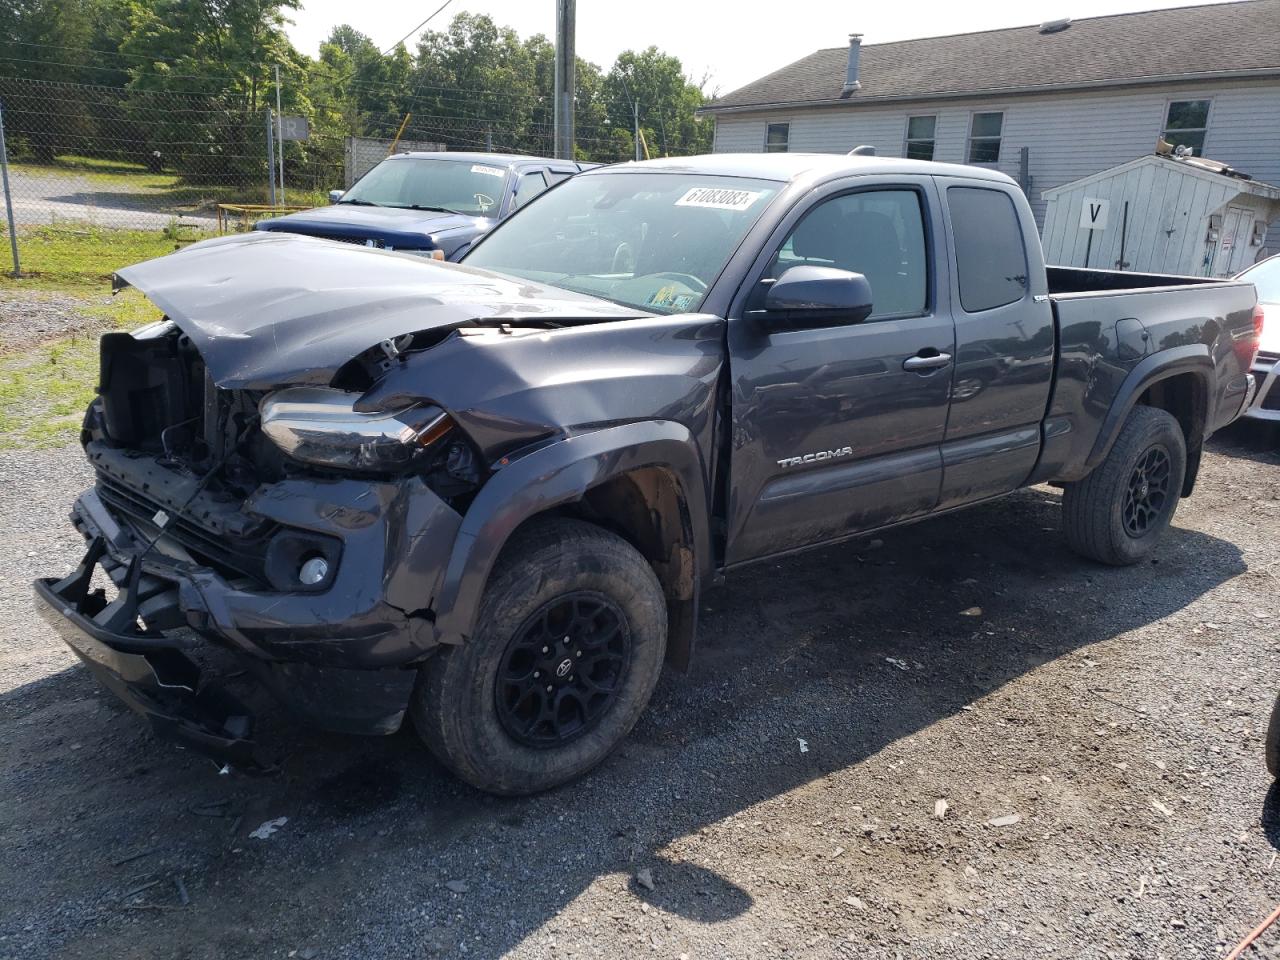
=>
[471,164,506,178]
[647,286,699,312]
[675,186,763,212]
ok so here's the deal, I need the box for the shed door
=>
[1214,206,1253,277]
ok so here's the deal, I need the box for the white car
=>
[1237,253,1280,421]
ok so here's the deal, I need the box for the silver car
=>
[1237,253,1280,421]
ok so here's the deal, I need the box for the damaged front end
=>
[35,232,721,770]
[36,318,482,767]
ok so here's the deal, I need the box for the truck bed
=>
[1033,266,1259,486]
[1046,264,1226,296]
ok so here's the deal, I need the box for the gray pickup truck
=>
[35,154,1262,795]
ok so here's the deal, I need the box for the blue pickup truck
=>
[253,152,590,260]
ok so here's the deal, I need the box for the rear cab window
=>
[946,186,1029,312]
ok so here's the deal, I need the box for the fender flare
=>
[1084,344,1212,471]
[431,421,712,650]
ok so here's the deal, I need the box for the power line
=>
[381,0,454,55]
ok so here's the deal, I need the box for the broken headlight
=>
[260,387,453,472]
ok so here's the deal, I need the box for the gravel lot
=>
[2,424,1278,960]
[7,168,216,229]
[0,290,111,353]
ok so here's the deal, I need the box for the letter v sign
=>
[1080,197,1109,231]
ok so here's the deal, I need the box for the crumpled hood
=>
[253,203,488,246]
[114,232,646,390]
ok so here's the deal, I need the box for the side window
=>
[967,111,1003,163]
[905,116,936,160]
[765,122,790,153]
[947,186,1028,312]
[774,189,929,319]
[1162,99,1210,155]
[511,171,549,210]
[545,170,573,185]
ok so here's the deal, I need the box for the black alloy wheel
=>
[1122,445,1172,537]
[495,592,631,747]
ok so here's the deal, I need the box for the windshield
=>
[462,172,782,314]
[1240,255,1280,303]
[341,158,508,217]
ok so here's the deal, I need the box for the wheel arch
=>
[431,422,712,669]
[1086,346,1212,495]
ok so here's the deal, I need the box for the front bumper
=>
[34,537,260,768]
[1244,352,1278,421]
[33,472,462,766]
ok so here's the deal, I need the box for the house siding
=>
[709,79,1280,232]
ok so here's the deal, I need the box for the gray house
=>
[700,0,1280,239]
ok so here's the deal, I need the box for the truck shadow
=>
[4,485,1248,959]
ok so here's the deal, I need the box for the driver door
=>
[724,177,955,564]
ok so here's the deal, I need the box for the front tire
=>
[412,518,667,795]
[1062,406,1187,565]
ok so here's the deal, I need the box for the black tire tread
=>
[1061,405,1186,566]
[411,517,666,795]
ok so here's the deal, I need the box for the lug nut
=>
[541,646,549,654]
[545,685,553,693]
[576,650,582,658]
[533,671,541,678]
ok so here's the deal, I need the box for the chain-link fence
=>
[0,74,668,282]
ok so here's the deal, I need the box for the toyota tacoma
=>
[35,154,1263,794]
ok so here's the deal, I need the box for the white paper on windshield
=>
[675,186,762,212]
[471,164,505,178]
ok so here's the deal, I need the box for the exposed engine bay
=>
[86,322,482,591]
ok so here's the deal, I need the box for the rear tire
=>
[411,518,667,795]
[1062,406,1187,566]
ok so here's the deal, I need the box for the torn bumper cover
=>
[33,479,460,767]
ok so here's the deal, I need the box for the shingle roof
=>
[703,0,1280,113]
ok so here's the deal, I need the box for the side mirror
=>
[762,265,874,328]
[328,189,345,204]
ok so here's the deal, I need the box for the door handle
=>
[903,351,953,372]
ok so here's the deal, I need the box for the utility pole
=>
[265,108,277,205]
[552,0,575,160]
[0,102,20,277]
[274,64,285,204]
[633,100,640,162]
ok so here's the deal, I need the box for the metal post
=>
[265,108,277,206]
[552,0,576,159]
[0,102,20,277]
[633,100,640,162]
[275,65,285,204]
[485,122,493,152]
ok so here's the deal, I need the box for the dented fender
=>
[432,421,714,649]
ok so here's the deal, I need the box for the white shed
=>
[1041,153,1280,277]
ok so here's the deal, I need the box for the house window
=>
[1163,99,1210,155]
[967,112,1003,163]
[905,116,936,160]
[765,122,790,153]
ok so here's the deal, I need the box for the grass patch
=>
[0,224,206,289]
[0,289,160,449]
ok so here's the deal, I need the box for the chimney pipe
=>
[842,34,862,94]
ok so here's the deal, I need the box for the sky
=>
[283,0,1243,95]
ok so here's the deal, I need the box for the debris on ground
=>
[634,868,654,891]
[248,817,288,840]
[959,607,983,617]
[987,814,1021,828]
[934,799,949,819]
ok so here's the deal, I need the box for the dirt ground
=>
[2,423,1278,960]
